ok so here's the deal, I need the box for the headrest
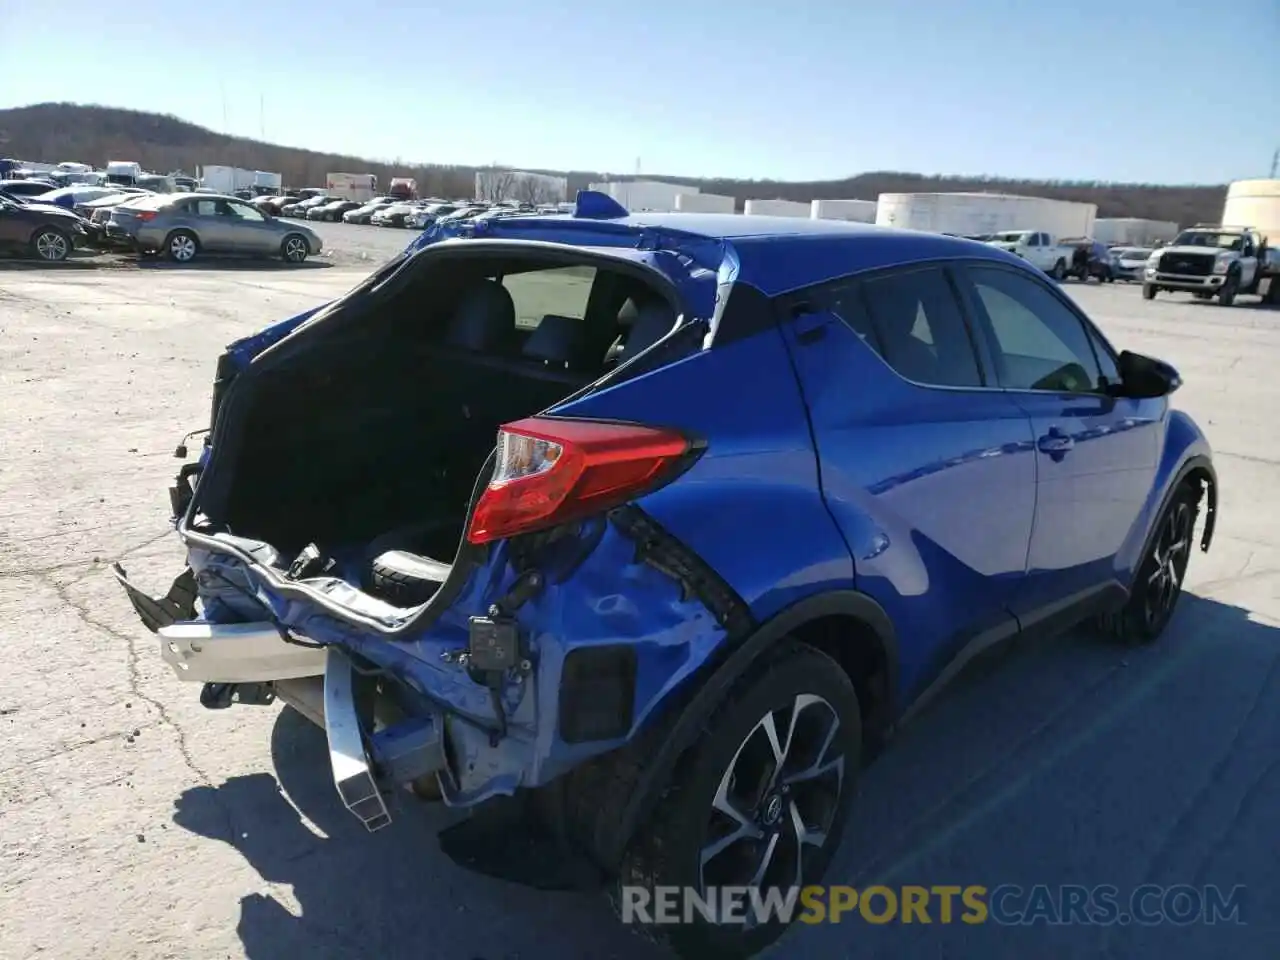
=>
[445,280,515,352]
[616,302,676,361]
[522,314,586,365]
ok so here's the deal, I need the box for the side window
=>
[1086,325,1121,386]
[860,267,983,387]
[824,282,885,358]
[968,266,1104,393]
[228,202,265,221]
[193,199,220,217]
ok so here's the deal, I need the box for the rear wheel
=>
[31,227,71,262]
[616,640,861,958]
[281,234,310,263]
[1097,482,1198,645]
[165,230,199,263]
[1142,284,1158,300]
[1264,279,1280,306]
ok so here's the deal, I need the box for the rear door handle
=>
[1037,427,1074,458]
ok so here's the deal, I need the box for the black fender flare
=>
[608,588,898,866]
[1136,454,1217,575]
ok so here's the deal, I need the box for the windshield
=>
[1173,231,1243,251]
[1118,248,1153,259]
[990,232,1027,243]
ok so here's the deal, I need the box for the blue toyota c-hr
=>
[116,191,1217,957]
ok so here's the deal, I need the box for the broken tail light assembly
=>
[466,417,702,545]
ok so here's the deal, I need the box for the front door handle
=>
[1037,427,1074,460]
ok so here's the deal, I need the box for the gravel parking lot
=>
[1,257,1277,959]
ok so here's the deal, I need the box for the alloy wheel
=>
[700,693,844,920]
[35,231,69,261]
[170,234,197,262]
[283,236,308,262]
[1144,499,1193,631]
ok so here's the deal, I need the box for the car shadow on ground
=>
[171,592,1279,960]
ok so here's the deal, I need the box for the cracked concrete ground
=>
[0,260,1277,960]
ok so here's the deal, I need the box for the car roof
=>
[459,210,1030,296]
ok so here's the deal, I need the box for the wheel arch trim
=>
[610,588,898,866]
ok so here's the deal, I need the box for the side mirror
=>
[1109,350,1181,399]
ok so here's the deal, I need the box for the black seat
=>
[615,301,677,363]
[522,314,584,367]
[445,280,516,353]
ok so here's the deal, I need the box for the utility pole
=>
[220,81,229,133]
[1270,147,1278,179]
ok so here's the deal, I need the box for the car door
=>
[956,262,1161,626]
[1239,235,1259,287]
[778,263,1038,699]
[184,198,231,252]
[223,199,276,255]
[0,197,28,249]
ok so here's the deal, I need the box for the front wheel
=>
[1096,482,1198,645]
[616,640,861,958]
[281,234,310,263]
[1142,284,1158,300]
[31,227,71,262]
[1050,259,1067,280]
[1217,274,1238,306]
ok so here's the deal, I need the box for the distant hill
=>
[0,102,1228,224]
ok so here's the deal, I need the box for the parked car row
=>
[0,183,322,265]
[245,191,546,231]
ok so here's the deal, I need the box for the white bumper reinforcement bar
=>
[158,621,328,683]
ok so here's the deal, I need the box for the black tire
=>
[1217,273,1238,306]
[164,229,199,263]
[368,550,450,606]
[280,234,310,264]
[30,226,71,262]
[1050,259,1067,281]
[1096,482,1199,645]
[1142,284,1158,300]
[1264,279,1280,307]
[615,639,862,958]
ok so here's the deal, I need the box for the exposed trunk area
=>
[196,251,677,570]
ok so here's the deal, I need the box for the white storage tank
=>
[811,198,877,222]
[675,192,736,213]
[1223,179,1280,243]
[744,198,810,218]
[1092,218,1179,246]
[587,179,697,212]
[875,192,1096,239]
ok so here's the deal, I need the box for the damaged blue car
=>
[115,191,1216,957]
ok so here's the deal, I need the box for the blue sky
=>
[1,0,1276,184]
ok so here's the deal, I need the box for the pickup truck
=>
[985,230,1074,279]
[1142,224,1280,307]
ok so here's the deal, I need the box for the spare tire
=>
[368,550,451,607]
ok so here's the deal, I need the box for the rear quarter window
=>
[502,265,596,329]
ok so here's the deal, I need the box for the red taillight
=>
[466,417,695,545]
[135,210,157,222]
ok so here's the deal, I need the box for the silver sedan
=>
[106,193,323,264]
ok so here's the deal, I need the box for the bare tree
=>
[476,169,518,202]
